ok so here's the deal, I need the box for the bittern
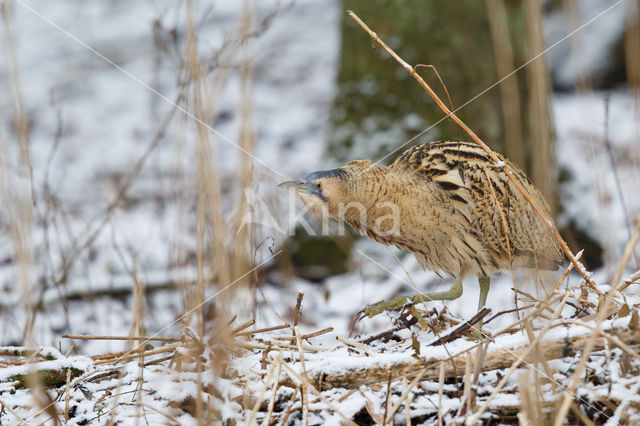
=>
[279,141,563,330]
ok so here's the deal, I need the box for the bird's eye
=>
[315,182,322,190]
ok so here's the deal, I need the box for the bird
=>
[279,141,563,332]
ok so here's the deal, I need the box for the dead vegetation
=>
[2,278,640,424]
[1,2,639,425]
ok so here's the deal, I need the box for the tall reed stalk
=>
[524,0,555,215]
[485,0,526,170]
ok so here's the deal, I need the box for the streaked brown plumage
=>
[280,141,564,329]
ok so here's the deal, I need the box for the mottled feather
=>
[389,141,563,273]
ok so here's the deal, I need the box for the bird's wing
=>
[392,141,564,271]
[390,141,487,204]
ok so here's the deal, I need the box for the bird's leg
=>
[364,279,463,318]
[477,274,490,312]
[470,274,491,339]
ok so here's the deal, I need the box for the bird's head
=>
[279,160,372,218]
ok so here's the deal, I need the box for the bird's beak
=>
[278,180,305,191]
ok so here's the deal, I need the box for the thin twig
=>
[470,292,570,423]
[0,395,29,425]
[62,334,182,342]
[247,362,276,425]
[293,291,304,327]
[270,327,334,342]
[428,308,491,346]
[336,336,375,357]
[295,326,309,426]
[230,319,256,335]
[234,323,290,337]
[265,361,282,426]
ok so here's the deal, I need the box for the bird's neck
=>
[341,166,420,233]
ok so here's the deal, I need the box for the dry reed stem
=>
[94,344,181,366]
[274,354,357,426]
[1,1,36,343]
[485,0,526,168]
[63,334,183,342]
[627,0,640,89]
[550,250,581,293]
[278,385,299,426]
[247,362,276,425]
[128,403,181,424]
[523,319,557,395]
[612,211,640,288]
[471,341,487,393]
[626,1,640,227]
[265,360,282,425]
[346,11,596,290]
[294,326,310,426]
[293,291,304,327]
[336,336,375,357]
[460,354,472,417]
[438,361,445,426]
[233,0,256,290]
[230,319,256,335]
[64,368,71,421]
[0,395,29,425]
[556,213,640,423]
[413,64,456,113]
[234,323,290,337]
[285,316,621,392]
[402,377,411,426]
[383,366,429,422]
[517,371,538,425]
[384,246,418,291]
[469,292,570,423]
[620,269,640,292]
[272,327,334,341]
[186,0,231,336]
[570,401,596,426]
[382,374,391,425]
[559,320,640,361]
[524,0,554,214]
[90,347,147,361]
[237,341,325,352]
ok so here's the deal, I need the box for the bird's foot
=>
[468,324,488,341]
[362,295,416,318]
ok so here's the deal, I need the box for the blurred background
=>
[0,0,638,353]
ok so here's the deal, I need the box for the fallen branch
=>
[279,328,640,391]
[428,308,491,346]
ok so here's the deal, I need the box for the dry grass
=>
[2,281,639,424]
[1,2,639,425]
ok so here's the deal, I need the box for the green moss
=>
[330,0,529,163]
[283,226,354,281]
[8,367,84,389]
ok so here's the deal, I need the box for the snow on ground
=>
[0,0,639,424]
[0,0,340,347]
[554,90,640,276]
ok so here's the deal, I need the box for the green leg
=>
[477,274,490,312]
[364,279,463,318]
[471,275,491,339]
